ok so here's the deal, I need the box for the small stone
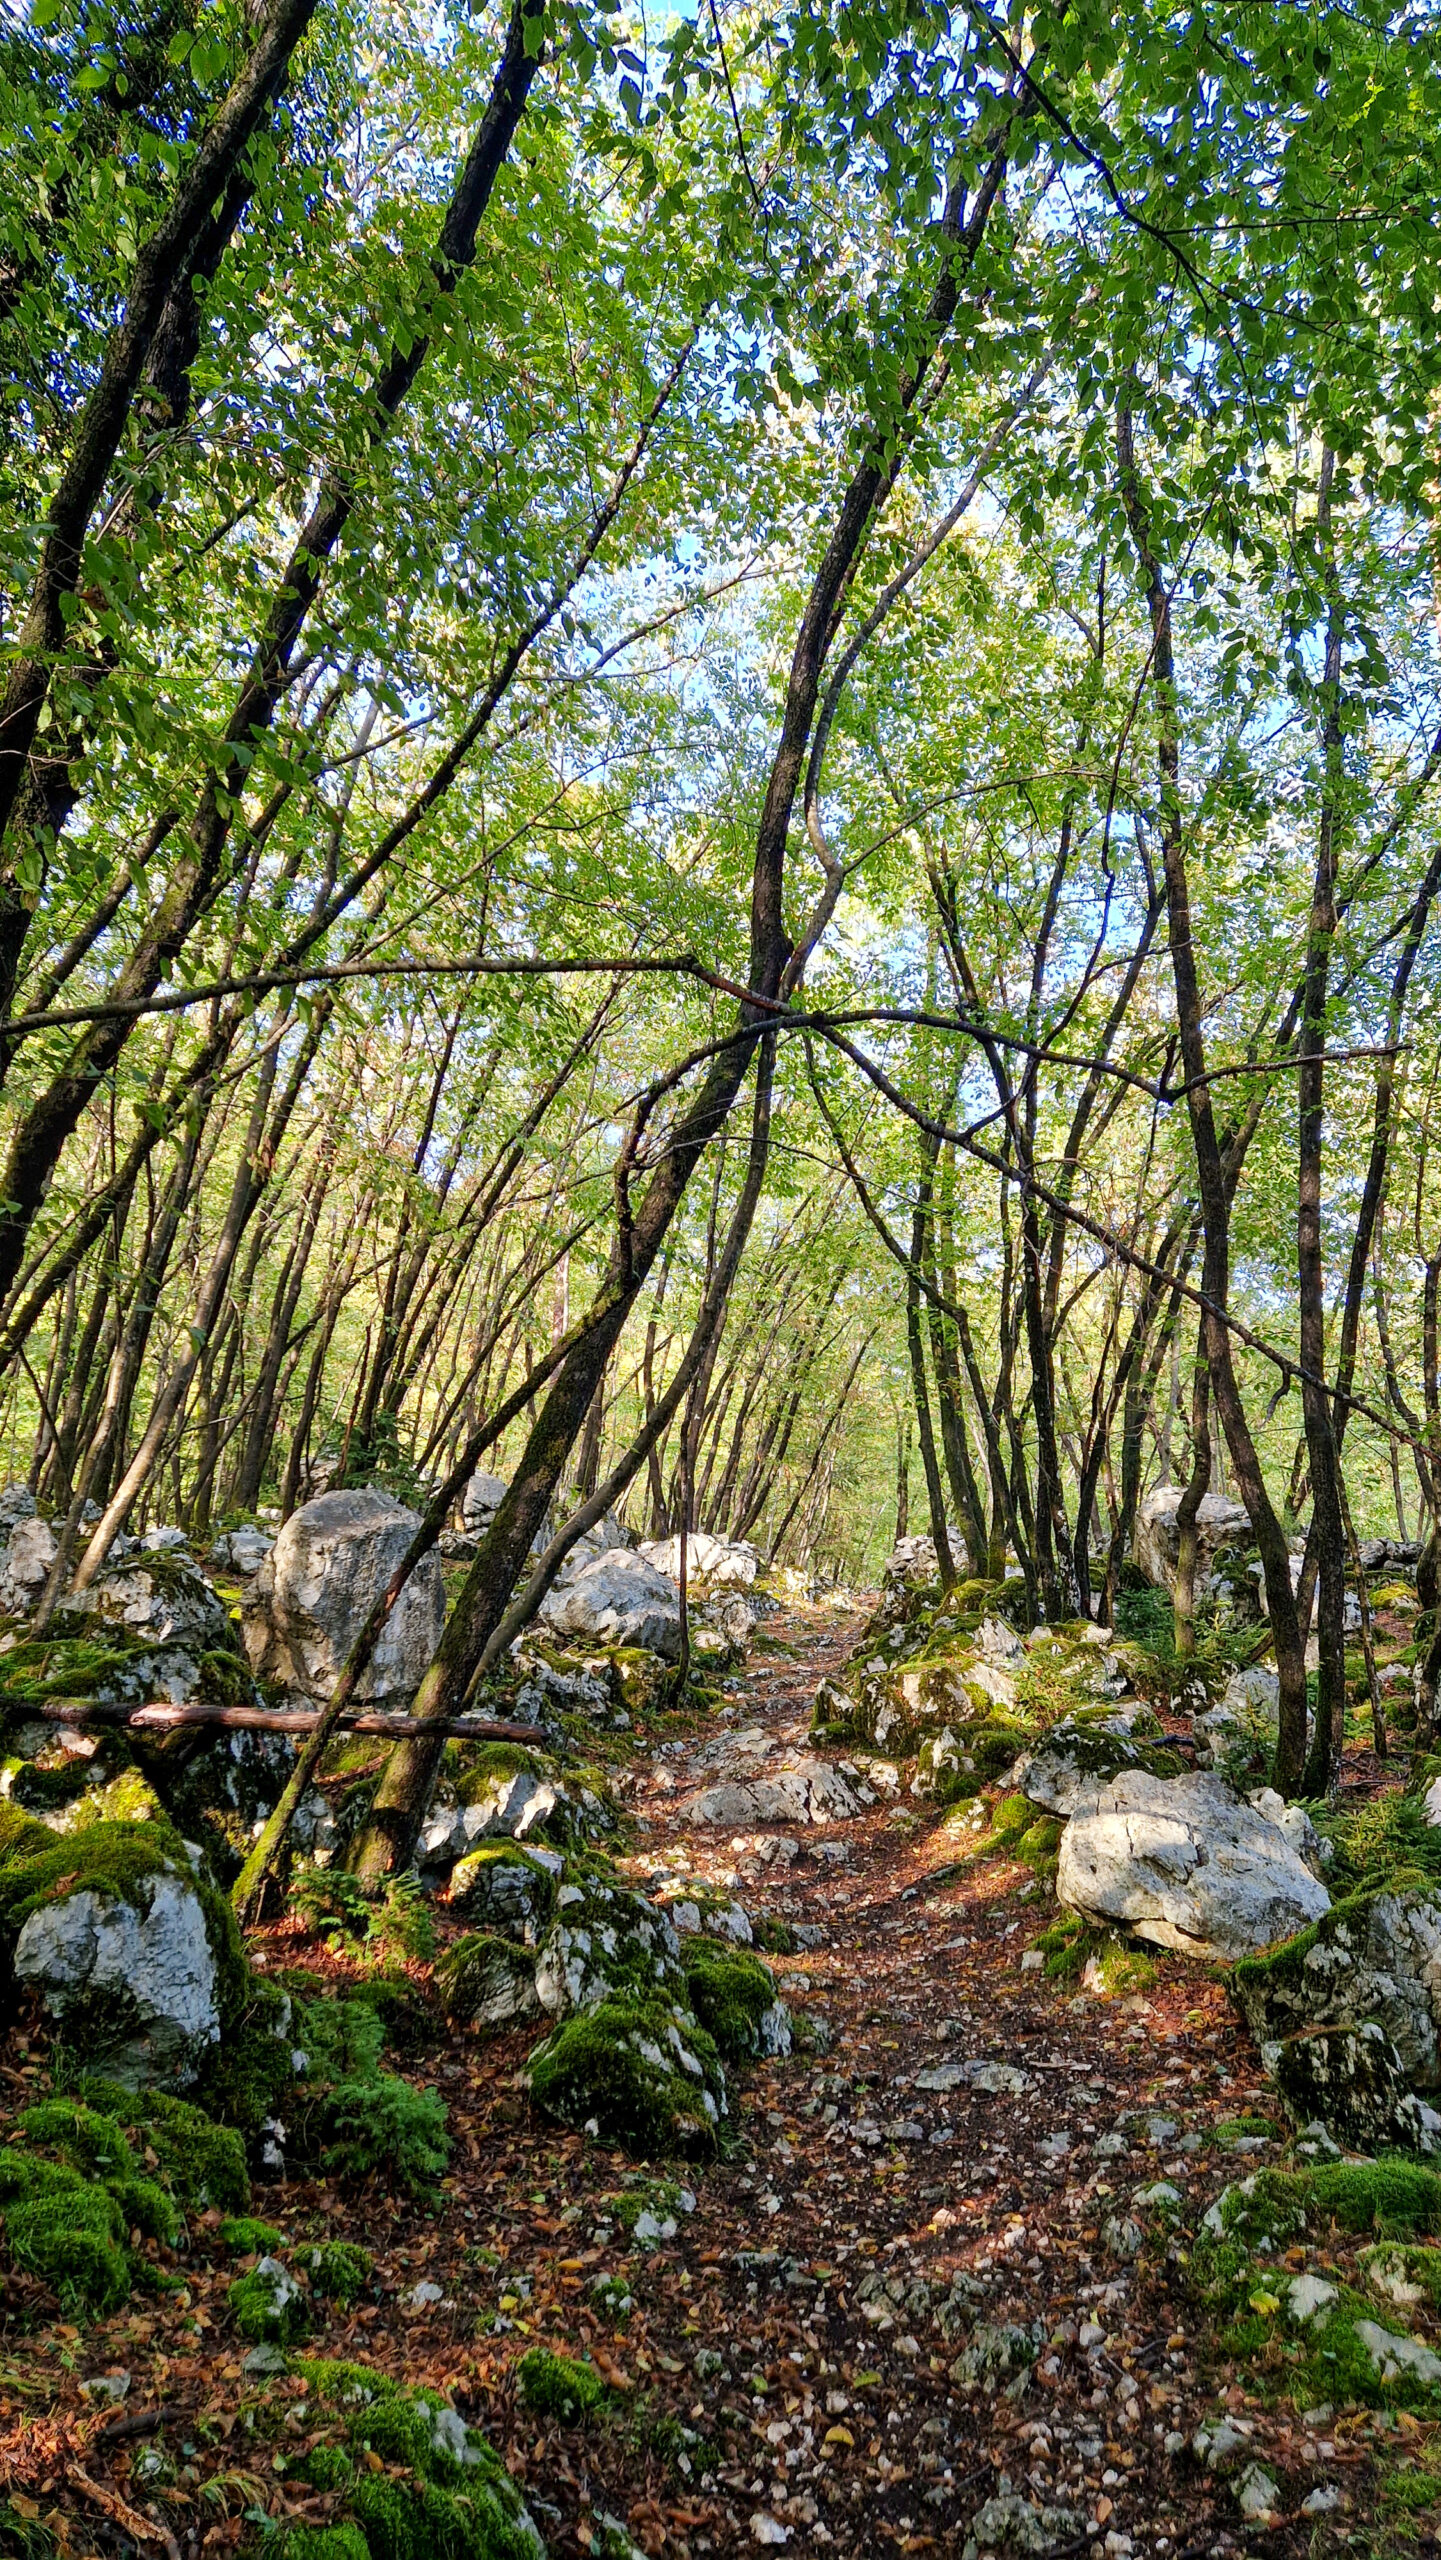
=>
[1354,2319,1441,2386]
[750,2517,791,2546]
[79,2372,130,2403]
[1021,1950,1044,1972]
[1232,2463,1278,2522]
[242,2343,287,2375]
[404,2279,445,2310]
[1301,2488,1341,2517]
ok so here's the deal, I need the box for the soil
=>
[3,1606,1435,2560]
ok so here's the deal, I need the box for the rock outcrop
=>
[1132,1484,1253,1594]
[1232,1885,1441,2084]
[241,1487,444,1701]
[1056,1768,1331,1959]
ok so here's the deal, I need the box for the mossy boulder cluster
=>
[439,1852,789,2157]
[1190,2159,1441,2410]
[274,2356,546,2560]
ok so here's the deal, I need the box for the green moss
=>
[296,2443,358,2493]
[297,2239,373,2303]
[291,2355,396,2406]
[678,1938,782,2063]
[988,1792,1034,1841]
[527,1995,727,2158]
[1358,2243,1441,2312]
[0,2151,130,2314]
[217,2214,285,2253]
[516,2345,606,2421]
[79,2081,249,2212]
[1015,1815,1063,1871]
[229,2254,310,2343]
[1213,2115,1282,2146]
[1030,1912,1089,1981]
[1088,1936,1158,1998]
[276,2527,370,2560]
[751,1915,797,1954]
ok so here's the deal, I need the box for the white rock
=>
[1247,1786,1328,1879]
[1354,2319,1441,2385]
[1286,2274,1338,2324]
[750,2520,790,2548]
[684,1755,864,1827]
[14,1865,220,2086]
[241,1488,444,1701]
[1233,2462,1279,2522]
[641,1530,761,1589]
[0,1505,58,1615]
[1056,1769,1331,1959]
[1424,1773,1441,1829]
[539,1547,682,1660]
[1133,1485,1253,1594]
[211,1523,275,1578]
[1301,2487,1341,2516]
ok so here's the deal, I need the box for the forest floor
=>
[3,1607,1435,2560]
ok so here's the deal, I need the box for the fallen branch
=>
[14,1697,540,1742]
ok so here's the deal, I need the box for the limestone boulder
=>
[1010,1714,1182,1816]
[241,1488,444,1701]
[1056,1768,1331,1959]
[683,1753,866,1827]
[0,1485,58,1617]
[640,1530,760,1591]
[14,1858,221,2087]
[1231,1884,1441,2083]
[533,1874,687,2017]
[538,1547,681,1660]
[210,1524,275,1579]
[1133,1485,1253,1595]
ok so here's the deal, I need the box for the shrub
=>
[312,2073,450,2197]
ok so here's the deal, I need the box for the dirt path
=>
[4,1608,1397,2560]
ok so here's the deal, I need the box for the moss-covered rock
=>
[78,2080,250,2211]
[284,2361,545,2560]
[1191,2167,1441,2410]
[516,2346,607,2421]
[678,1938,789,2061]
[532,1872,687,2019]
[0,2150,132,2314]
[446,1841,558,1941]
[297,2240,373,2303]
[435,1931,542,2031]
[1232,1884,1441,2085]
[230,2252,310,2343]
[527,1995,727,2157]
[0,1801,248,2091]
[0,2083,249,2316]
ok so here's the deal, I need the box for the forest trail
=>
[433,1608,1355,2560]
[2,1610,1387,2560]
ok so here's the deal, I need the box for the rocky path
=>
[4,1609,1412,2560]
